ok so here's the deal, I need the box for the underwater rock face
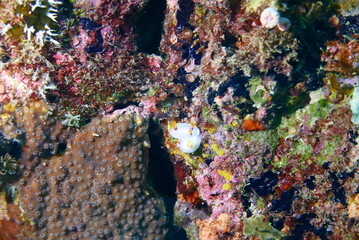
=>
[0,0,359,239]
[0,101,167,239]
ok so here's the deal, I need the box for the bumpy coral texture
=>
[2,101,167,239]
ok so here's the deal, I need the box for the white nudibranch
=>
[170,123,202,154]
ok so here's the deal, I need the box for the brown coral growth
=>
[1,101,167,239]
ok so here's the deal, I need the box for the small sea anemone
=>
[170,123,202,153]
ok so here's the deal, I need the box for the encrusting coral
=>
[0,100,167,239]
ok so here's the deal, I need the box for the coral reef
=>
[159,0,359,239]
[0,0,358,239]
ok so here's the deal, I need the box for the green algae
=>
[289,140,313,163]
[277,89,333,134]
[248,75,271,108]
[243,214,285,240]
[245,129,279,152]
[316,135,343,165]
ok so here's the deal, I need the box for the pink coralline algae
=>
[196,166,244,221]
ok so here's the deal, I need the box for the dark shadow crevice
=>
[135,0,166,54]
[146,119,188,240]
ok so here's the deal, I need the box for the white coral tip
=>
[46,11,58,22]
[1,24,12,35]
[48,0,62,6]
